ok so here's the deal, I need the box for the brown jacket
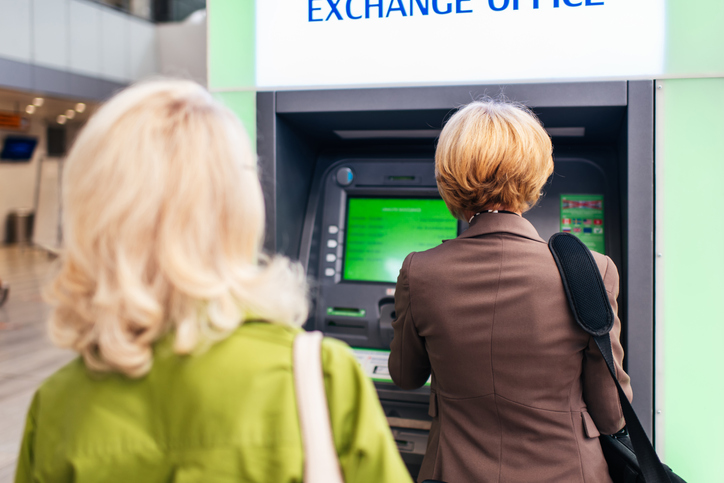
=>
[389,212,632,483]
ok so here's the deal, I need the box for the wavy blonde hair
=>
[46,80,308,377]
[435,99,553,218]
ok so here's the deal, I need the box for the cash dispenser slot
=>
[325,307,368,336]
[391,428,429,456]
[385,402,433,471]
[324,318,367,336]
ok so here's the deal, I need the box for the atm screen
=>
[343,197,458,283]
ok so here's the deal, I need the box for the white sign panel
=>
[256,0,665,89]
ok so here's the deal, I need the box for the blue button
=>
[336,167,354,186]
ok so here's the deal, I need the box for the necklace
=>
[468,210,520,224]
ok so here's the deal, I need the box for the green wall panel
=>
[214,91,256,152]
[656,78,724,480]
[208,0,255,90]
[666,0,724,76]
[208,0,256,153]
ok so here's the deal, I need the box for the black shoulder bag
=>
[548,233,685,483]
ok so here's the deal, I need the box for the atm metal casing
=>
[256,81,654,473]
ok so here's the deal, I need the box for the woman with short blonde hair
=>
[390,99,632,483]
[435,100,554,218]
[16,80,411,483]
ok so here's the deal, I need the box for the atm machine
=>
[257,81,654,476]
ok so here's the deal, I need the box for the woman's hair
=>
[46,80,308,378]
[435,99,554,218]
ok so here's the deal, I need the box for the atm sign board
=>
[256,0,665,88]
[560,194,605,254]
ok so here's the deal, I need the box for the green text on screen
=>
[343,198,458,283]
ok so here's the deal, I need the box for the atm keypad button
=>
[324,268,336,277]
[326,254,337,262]
[327,239,338,248]
[328,225,339,234]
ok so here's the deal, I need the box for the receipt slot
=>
[257,81,655,476]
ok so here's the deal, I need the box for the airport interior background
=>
[1,0,723,481]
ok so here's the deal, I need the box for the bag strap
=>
[548,233,671,483]
[293,330,345,483]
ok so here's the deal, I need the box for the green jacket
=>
[15,322,412,483]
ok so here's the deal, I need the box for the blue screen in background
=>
[1,137,38,161]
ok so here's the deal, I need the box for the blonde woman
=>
[389,100,633,482]
[15,80,411,483]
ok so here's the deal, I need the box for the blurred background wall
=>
[0,0,208,246]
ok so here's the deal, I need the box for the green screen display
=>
[560,194,605,254]
[343,198,458,283]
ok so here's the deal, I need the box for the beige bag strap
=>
[293,331,345,483]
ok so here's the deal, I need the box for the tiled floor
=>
[0,246,74,482]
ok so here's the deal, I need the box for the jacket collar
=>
[456,212,545,243]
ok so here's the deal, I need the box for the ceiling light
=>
[65,109,76,119]
[75,103,86,113]
[56,115,67,125]
[25,105,36,114]
[33,97,44,107]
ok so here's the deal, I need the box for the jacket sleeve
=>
[388,252,431,390]
[582,255,634,435]
[322,338,413,483]
[14,391,39,483]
